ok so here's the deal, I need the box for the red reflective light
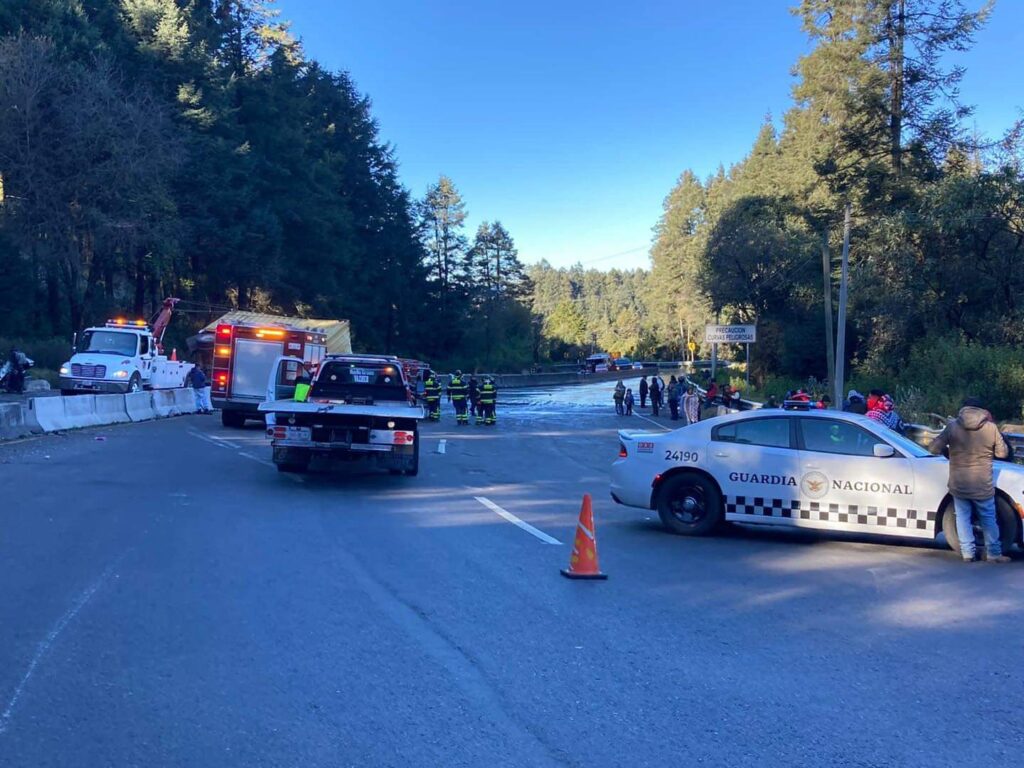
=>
[618,443,627,458]
[394,431,414,445]
[272,427,287,439]
[216,373,228,386]
[217,325,232,337]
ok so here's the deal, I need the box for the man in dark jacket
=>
[639,376,649,409]
[186,364,212,413]
[929,398,1011,563]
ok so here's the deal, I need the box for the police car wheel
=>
[657,473,723,536]
[941,497,1019,554]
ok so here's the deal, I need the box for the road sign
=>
[705,324,756,344]
[687,341,696,352]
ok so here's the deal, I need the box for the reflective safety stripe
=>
[578,522,595,540]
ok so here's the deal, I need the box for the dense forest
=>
[0,0,530,369]
[2,1,1023,414]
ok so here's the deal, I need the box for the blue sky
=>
[274,0,1023,270]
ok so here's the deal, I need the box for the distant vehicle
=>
[58,299,192,395]
[585,353,614,373]
[612,408,1024,555]
[614,358,632,369]
[259,354,426,475]
[212,321,327,428]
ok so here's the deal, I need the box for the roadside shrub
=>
[860,336,1024,421]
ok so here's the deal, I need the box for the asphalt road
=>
[1,381,1023,767]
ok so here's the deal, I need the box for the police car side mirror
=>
[873,444,896,458]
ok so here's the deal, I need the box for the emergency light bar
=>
[105,319,150,330]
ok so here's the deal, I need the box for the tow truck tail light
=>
[271,426,287,439]
[618,443,628,458]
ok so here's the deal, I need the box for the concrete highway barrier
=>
[62,394,102,429]
[172,388,197,414]
[1,388,199,440]
[0,402,32,440]
[125,391,156,422]
[27,396,72,432]
[151,389,181,418]
[95,394,131,425]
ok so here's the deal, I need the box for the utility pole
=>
[710,309,720,380]
[834,204,852,409]
[821,231,835,405]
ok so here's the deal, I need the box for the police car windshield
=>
[311,360,406,401]
[81,330,138,356]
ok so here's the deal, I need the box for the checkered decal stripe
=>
[724,496,937,531]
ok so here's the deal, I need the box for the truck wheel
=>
[277,462,308,474]
[403,432,420,477]
[656,472,722,536]
[221,410,246,428]
[127,373,142,393]
[941,498,1019,554]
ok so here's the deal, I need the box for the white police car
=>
[611,409,1024,553]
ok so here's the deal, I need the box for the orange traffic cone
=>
[560,493,607,580]
[170,348,178,361]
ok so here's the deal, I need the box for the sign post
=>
[705,325,757,385]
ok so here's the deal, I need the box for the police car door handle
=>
[804,463,821,469]
[714,451,730,458]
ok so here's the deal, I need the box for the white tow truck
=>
[258,354,425,475]
[58,298,193,395]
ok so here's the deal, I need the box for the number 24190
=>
[665,449,698,462]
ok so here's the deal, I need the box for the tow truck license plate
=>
[283,427,311,441]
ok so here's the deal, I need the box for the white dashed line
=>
[190,430,303,482]
[474,496,562,545]
[188,430,234,449]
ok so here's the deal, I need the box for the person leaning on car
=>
[928,397,1011,563]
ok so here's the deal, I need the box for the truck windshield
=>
[80,330,139,356]
[310,360,407,402]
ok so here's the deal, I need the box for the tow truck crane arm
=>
[150,297,180,353]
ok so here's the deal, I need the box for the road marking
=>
[631,412,671,432]
[188,430,234,449]
[238,450,304,482]
[191,430,302,482]
[474,496,562,545]
[0,552,128,735]
[239,451,275,468]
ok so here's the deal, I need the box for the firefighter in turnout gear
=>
[422,371,442,421]
[448,370,470,425]
[478,377,497,425]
